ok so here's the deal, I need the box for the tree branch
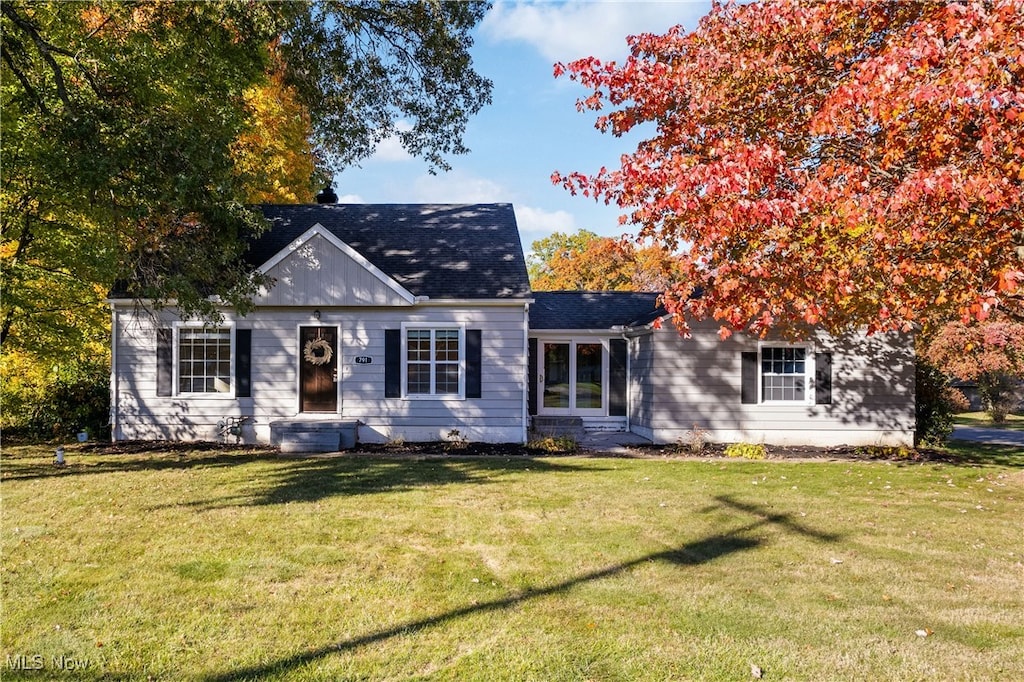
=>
[2,3,75,111]
[0,212,35,348]
[1,42,50,116]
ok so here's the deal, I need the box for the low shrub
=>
[724,442,767,460]
[1,355,110,441]
[915,358,964,446]
[527,434,579,453]
[856,445,917,460]
[978,371,1023,424]
[676,423,708,455]
[444,428,469,451]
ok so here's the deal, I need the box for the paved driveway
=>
[952,426,1024,448]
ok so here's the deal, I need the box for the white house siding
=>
[111,303,528,445]
[628,322,915,447]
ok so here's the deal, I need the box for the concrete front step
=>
[270,419,359,454]
[530,416,585,439]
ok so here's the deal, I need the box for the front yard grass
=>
[955,411,1024,431]
[2,442,1022,681]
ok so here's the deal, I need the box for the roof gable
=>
[255,224,415,307]
[251,204,531,300]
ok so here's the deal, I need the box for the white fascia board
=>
[257,222,416,305]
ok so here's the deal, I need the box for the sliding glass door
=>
[540,340,606,415]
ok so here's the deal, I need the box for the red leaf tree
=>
[553,0,1024,338]
[925,318,1024,422]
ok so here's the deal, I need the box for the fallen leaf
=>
[751,663,763,678]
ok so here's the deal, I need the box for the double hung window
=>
[405,327,463,397]
[178,328,232,394]
[761,347,806,402]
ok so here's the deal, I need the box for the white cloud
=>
[335,193,364,203]
[411,170,509,204]
[369,120,414,163]
[514,205,578,234]
[481,1,710,63]
[409,172,576,237]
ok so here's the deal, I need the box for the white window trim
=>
[536,337,609,416]
[757,341,815,405]
[173,322,236,399]
[400,323,466,400]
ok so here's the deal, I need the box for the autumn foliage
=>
[528,230,680,291]
[925,319,1024,421]
[553,0,1024,338]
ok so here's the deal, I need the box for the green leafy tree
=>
[528,230,602,286]
[1,1,491,437]
[1,0,492,356]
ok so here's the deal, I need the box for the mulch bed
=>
[19,438,952,463]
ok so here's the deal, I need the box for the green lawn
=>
[955,412,1024,431]
[3,442,1023,681]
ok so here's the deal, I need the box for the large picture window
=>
[178,328,232,394]
[405,327,462,397]
[761,346,806,402]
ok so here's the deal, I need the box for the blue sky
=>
[332,1,712,249]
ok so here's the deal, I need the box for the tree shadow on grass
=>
[204,496,839,682]
[256,456,596,504]
[0,442,273,482]
[149,455,604,510]
[938,441,1024,468]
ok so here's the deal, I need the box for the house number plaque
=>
[354,356,373,364]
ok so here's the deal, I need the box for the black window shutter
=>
[815,351,833,405]
[527,338,537,415]
[466,329,482,399]
[235,329,252,398]
[741,351,758,404]
[384,329,401,398]
[609,338,628,417]
[157,328,173,397]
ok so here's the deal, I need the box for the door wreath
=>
[303,338,333,366]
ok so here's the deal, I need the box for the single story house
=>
[109,202,916,449]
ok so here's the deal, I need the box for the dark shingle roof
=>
[529,291,664,330]
[250,203,531,299]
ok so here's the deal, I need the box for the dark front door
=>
[300,326,338,412]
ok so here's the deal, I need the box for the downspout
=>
[522,301,530,444]
[109,303,119,442]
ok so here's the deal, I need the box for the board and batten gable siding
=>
[255,232,414,308]
[111,304,527,444]
[628,321,915,447]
